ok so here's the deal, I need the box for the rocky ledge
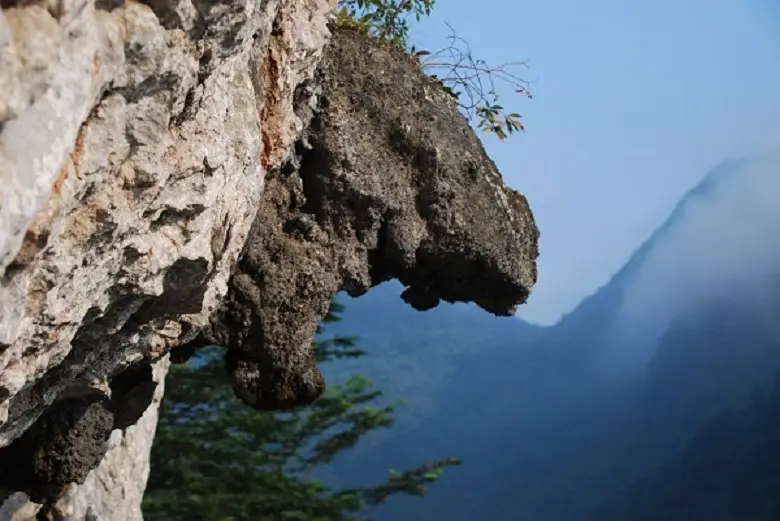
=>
[0,1,538,518]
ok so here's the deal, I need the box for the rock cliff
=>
[0,0,539,518]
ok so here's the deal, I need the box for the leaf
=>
[423,469,444,480]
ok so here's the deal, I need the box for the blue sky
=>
[408,0,780,325]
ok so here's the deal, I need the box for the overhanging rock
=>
[0,3,539,513]
[186,27,540,412]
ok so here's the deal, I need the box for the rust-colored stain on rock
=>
[52,124,86,197]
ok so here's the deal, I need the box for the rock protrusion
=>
[0,397,115,503]
[186,27,540,411]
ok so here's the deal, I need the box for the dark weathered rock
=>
[186,28,540,411]
[0,397,115,503]
[0,357,171,521]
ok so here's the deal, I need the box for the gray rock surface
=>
[0,0,334,513]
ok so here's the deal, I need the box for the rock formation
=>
[0,358,169,520]
[0,0,538,518]
[184,27,539,412]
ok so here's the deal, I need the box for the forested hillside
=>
[596,375,780,521]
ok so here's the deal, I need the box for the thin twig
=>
[417,21,532,124]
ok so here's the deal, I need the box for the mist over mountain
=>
[597,154,780,377]
[320,154,780,521]
[547,153,780,368]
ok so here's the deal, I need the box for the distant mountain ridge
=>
[323,154,780,521]
[552,157,749,332]
[534,155,780,372]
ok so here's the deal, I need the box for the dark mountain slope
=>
[597,374,780,521]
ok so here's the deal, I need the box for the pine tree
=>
[143,301,459,521]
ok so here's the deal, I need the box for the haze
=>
[603,154,780,376]
[410,0,780,324]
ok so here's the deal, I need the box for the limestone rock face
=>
[0,0,335,512]
[0,2,539,518]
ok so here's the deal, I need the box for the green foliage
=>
[337,0,434,48]
[476,103,525,141]
[336,0,531,141]
[143,301,459,521]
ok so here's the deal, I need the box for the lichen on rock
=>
[185,27,540,412]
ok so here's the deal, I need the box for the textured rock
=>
[0,0,335,509]
[0,396,116,503]
[0,0,335,442]
[0,356,164,502]
[0,1,539,516]
[0,357,169,521]
[185,28,539,411]
[0,493,38,521]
